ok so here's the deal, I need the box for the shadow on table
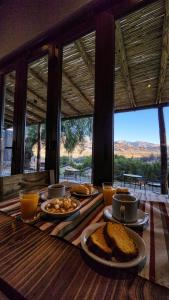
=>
[80,250,146,280]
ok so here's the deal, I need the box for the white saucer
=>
[103,206,149,228]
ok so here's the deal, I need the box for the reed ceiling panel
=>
[4,0,169,126]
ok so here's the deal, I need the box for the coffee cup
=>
[112,194,138,223]
[48,184,65,199]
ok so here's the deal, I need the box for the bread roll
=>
[71,184,89,195]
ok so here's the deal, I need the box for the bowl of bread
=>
[81,222,146,268]
[70,184,98,197]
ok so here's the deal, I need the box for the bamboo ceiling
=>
[4,0,169,127]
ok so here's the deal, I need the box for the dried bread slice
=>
[87,226,112,260]
[105,222,138,262]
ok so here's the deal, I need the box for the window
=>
[24,55,48,173]
[0,71,15,176]
[60,32,95,183]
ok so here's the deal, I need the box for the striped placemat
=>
[0,190,169,289]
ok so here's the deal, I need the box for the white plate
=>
[41,198,81,218]
[81,222,146,268]
[103,206,149,228]
[71,188,99,197]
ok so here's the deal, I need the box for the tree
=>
[61,117,92,159]
[24,124,46,169]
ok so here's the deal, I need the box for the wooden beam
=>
[45,44,62,182]
[11,58,27,174]
[29,67,80,115]
[116,20,136,108]
[4,106,39,125]
[114,102,169,114]
[62,71,93,108]
[62,113,93,121]
[9,73,47,110]
[0,75,5,174]
[93,13,115,186]
[156,0,169,104]
[0,0,157,71]
[37,123,41,172]
[62,96,81,115]
[4,111,13,123]
[5,92,43,122]
[6,83,47,121]
[158,107,168,194]
[74,39,94,79]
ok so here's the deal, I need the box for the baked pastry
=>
[70,184,89,195]
[116,187,129,194]
[105,222,138,262]
[87,226,112,260]
[84,183,94,194]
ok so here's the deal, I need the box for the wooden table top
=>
[0,212,169,300]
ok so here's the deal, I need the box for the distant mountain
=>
[114,141,160,158]
[60,140,163,158]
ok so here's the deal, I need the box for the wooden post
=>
[11,59,27,174]
[158,107,168,194]
[93,13,115,186]
[37,123,41,171]
[0,75,5,175]
[45,45,62,182]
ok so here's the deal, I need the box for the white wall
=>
[0,0,92,60]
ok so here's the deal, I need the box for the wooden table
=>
[0,212,169,300]
[123,173,143,189]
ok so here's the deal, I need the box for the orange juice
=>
[102,185,116,206]
[20,192,39,222]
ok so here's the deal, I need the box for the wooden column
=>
[37,123,41,171]
[11,59,27,174]
[158,107,168,194]
[45,45,62,182]
[93,13,115,186]
[0,75,5,175]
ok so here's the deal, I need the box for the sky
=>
[114,107,169,144]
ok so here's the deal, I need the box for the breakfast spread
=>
[45,198,78,214]
[87,222,138,262]
[70,183,95,195]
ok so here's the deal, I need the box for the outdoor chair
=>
[134,177,147,192]
[146,179,161,193]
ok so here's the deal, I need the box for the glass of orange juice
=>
[19,191,39,223]
[102,183,116,206]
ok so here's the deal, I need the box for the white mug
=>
[112,194,138,223]
[48,184,65,199]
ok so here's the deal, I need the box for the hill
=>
[60,140,162,158]
[114,141,160,158]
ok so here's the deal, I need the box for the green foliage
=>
[80,156,92,170]
[61,117,92,155]
[60,156,92,171]
[114,155,161,180]
[25,124,46,168]
[60,156,70,166]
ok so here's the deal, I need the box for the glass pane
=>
[24,55,48,173]
[0,71,15,176]
[114,0,163,191]
[60,32,95,183]
[114,109,160,190]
